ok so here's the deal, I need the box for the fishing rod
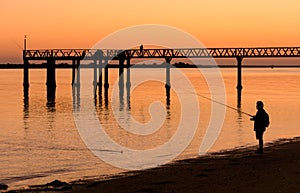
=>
[193,92,253,117]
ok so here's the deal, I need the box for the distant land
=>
[1,62,300,69]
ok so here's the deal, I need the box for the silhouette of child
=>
[250,101,269,153]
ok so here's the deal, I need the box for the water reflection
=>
[236,89,243,121]
[93,84,173,117]
[23,86,29,104]
[46,101,56,133]
[165,86,170,107]
[47,104,56,114]
[46,99,56,111]
[23,96,29,130]
[126,84,131,110]
[236,88,243,125]
[104,88,109,108]
[96,83,103,108]
[237,88,242,108]
[72,85,80,110]
[165,87,171,120]
[119,84,124,111]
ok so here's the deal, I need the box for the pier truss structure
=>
[23,47,300,60]
[23,47,300,103]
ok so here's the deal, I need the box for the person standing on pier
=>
[140,44,143,55]
[250,101,270,153]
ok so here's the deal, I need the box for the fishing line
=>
[192,92,253,117]
[11,39,23,50]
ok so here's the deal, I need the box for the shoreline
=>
[5,137,300,193]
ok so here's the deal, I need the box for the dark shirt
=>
[253,109,267,132]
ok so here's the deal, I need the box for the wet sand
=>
[7,137,300,193]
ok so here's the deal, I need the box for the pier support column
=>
[126,58,131,90]
[23,58,29,99]
[96,50,104,94]
[126,58,131,108]
[104,60,109,89]
[72,60,76,85]
[126,58,131,91]
[104,62,109,90]
[165,57,172,106]
[73,59,81,103]
[165,57,172,89]
[46,58,56,102]
[97,59,103,104]
[98,59,103,92]
[236,56,243,90]
[236,56,243,108]
[104,60,109,107]
[119,57,125,105]
[93,59,98,97]
[76,59,81,87]
[119,58,125,86]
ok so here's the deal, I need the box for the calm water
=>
[0,68,299,189]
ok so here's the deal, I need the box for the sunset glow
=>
[1,0,300,63]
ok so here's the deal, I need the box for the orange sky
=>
[1,0,300,63]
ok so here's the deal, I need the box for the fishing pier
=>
[23,47,300,104]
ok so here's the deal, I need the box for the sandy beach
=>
[5,137,300,193]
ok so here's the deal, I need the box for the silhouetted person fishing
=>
[250,101,270,153]
[140,44,143,55]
